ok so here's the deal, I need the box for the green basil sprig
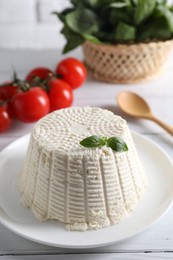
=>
[53,0,173,53]
[80,135,128,152]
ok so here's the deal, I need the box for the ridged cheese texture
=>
[19,107,147,231]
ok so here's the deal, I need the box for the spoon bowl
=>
[116,91,173,136]
[117,91,151,118]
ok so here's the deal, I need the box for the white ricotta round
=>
[19,107,147,231]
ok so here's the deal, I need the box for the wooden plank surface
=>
[0,253,173,260]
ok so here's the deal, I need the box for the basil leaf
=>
[155,5,173,32]
[138,17,172,40]
[80,135,128,152]
[95,30,115,42]
[83,34,101,43]
[53,8,74,23]
[65,7,99,35]
[94,0,114,7]
[109,8,131,26]
[107,1,130,8]
[61,26,84,54]
[96,0,124,7]
[156,0,167,5]
[83,0,99,8]
[80,135,104,148]
[115,22,136,41]
[70,0,78,5]
[107,137,128,152]
[131,0,138,5]
[134,0,156,25]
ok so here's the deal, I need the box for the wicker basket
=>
[83,40,173,83]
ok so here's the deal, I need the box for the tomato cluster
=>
[0,57,87,133]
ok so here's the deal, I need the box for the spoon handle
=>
[150,115,173,136]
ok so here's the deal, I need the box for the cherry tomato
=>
[56,58,87,89]
[11,87,50,123]
[48,79,73,112]
[26,67,53,81]
[0,101,12,133]
[0,83,19,101]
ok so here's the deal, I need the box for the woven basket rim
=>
[83,39,173,51]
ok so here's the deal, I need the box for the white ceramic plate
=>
[0,132,173,249]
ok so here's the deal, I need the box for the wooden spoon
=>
[117,91,173,136]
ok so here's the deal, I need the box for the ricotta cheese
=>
[19,107,147,231]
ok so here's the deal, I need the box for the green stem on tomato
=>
[56,73,63,79]
[27,73,56,92]
[0,100,6,106]
[16,81,31,92]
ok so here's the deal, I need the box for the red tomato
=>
[26,67,53,81]
[0,83,19,101]
[0,102,12,133]
[11,87,50,123]
[48,79,73,112]
[56,58,87,89]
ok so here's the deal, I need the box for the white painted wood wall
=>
[0,0,70,49]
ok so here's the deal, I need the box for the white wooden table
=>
[0,49,173,260]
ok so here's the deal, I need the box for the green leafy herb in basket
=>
[53,0,173,53]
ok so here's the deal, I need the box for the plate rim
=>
[0,131,173,249]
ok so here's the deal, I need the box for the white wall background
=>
[0,0,71,49]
